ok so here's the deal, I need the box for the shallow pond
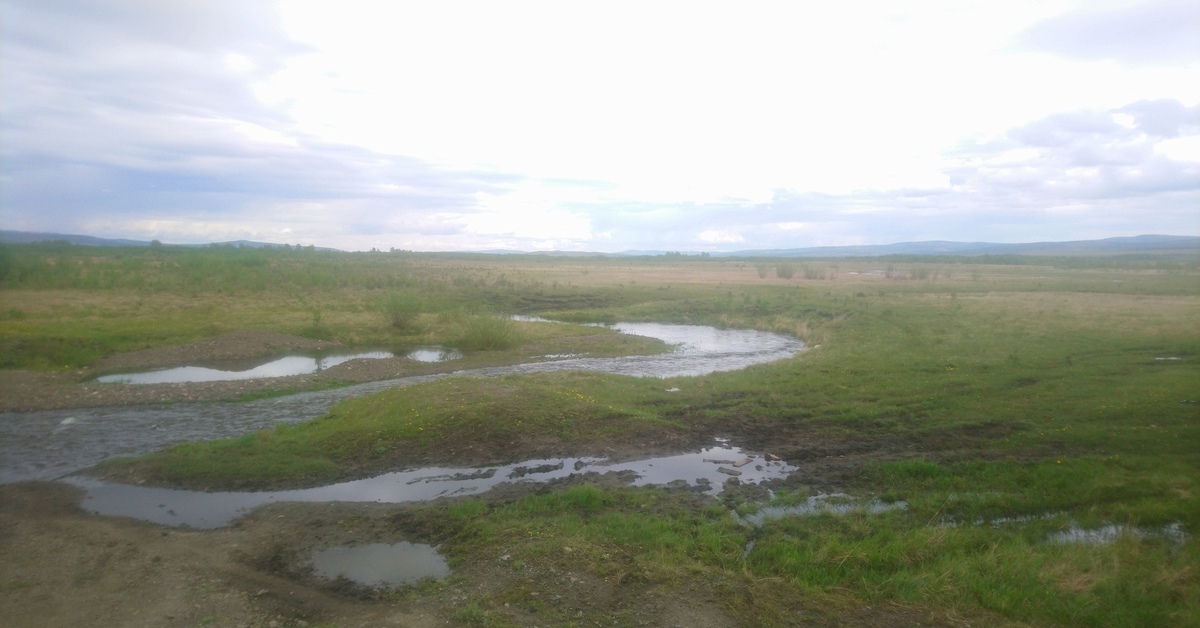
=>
[1,322,803,483]
[64,442,797,529]
[405,347,462,362]
[311,542,449,586]
[95,351,395,384]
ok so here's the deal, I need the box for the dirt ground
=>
[1,332,974,627]
[1,480,972,628]
[1,480,755,628]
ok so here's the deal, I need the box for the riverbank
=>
[0,327,670,412]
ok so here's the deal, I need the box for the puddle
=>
[405,347,463,362]
[311,542,449,587]
[64,442,797,529]
[734,493,908,528]
[942,510,1189,547]
[1048,522,1188,546]
[95,351,394,384]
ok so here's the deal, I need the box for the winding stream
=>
[1,323,803,484]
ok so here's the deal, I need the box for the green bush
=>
[458,314,522,350]
[381,292,423,330]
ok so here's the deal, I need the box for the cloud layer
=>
[2,0,1197,251]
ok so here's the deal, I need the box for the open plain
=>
[1,244,1197,626]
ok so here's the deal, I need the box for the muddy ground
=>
[1,331,481,413]
[1,332,978,627]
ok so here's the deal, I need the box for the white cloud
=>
[1157,136,1200,162]
[699,230,744,244]
[2,0,1197,251]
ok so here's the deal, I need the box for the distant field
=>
[2,242,1198,625]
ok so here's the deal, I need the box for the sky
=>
[1,0,1198,252]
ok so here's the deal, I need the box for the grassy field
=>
[3,243,1199,625]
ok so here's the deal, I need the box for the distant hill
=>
[0,231,152,247]
[2,230,1196,257]
[0,231,336,251]
[720,235,1200,258]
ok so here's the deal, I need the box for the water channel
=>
[3,321,1177,553]
[64,442,798,529]
[1,323,804,484]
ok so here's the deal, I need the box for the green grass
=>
[745,508,1197,625]
[100,372,687,488]
[456,313,522,350]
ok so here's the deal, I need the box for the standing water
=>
[311,542,450,586]
[65,441,796,528]
[95,351,394,384]
[1,323,802,483]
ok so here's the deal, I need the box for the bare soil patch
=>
[1,480,971,627]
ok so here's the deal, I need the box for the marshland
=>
[1,242,1197,627]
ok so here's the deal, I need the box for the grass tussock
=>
[456,314,522,351]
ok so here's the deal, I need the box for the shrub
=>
[381,292,423,330]
[458,314,522,350]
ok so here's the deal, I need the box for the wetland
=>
[1,244,1197,627]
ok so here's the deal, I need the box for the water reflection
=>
[312,542,449,586]
[1048,522,1188,546]
[64,443,797,529]
[734,493,909,528]
[2,322,802,483]
[96,352,394,384]
[405,347,462,363]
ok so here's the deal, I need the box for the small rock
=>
[732,457,752,468]
[717,467,742,476]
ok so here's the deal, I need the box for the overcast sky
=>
[2,0,1198,252]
